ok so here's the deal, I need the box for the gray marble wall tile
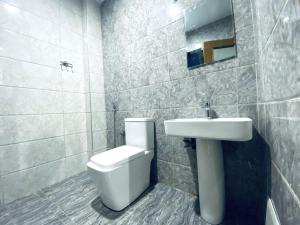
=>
[132,87,149,111]
[0,58,62,91]
[149,55,170,84]
[0,137,65,175]
[254,0,287,53]
[169,78,197,107]
[91,93,106,112]
[271,163,300,225]
[232,0,253,31]
[86,0,102,38]
[154,82,171,109]
[0,114,64,145]
[166,19,186,52]
[237,65,257,104]
[236,25,254,42]
[211,93,238,106]
[172,136,197,168]
[238,104,258,128]
[2,159,66,203]
[114,67,132,92]
[131,36,152,64]
[64,113,91,135]
[150,28,168,58]
[265,106,282,161]
[212,105,239,118]
[194,75,210,105]
[292,146,300,200]
[65,153,88,178]
[276,118,295,183]
[92,130,107,151]
[115,90,133,111]
[255,63,264,103]
[0,1,59,45]
[65,132,91,156]
[257,104,266,138]
[157,160,173,186]
[63,92,89,113]
[60,28,83,54]
[174,107,201,118]
[287,99,300,118]
[172,164,198,195]
[106,130,115,150]
[145,0,170,34]
[0,177,3,206]
[87,35,103,57]
[130,59,151,88]
[0,0,96,204]
[88,55,103,75]
[1,0,61,24]
[92,112,108,131]
[260,0,300,102]
[236,37,256,66]
[0,86,63,115]
[147,109,177,135]
[157,134,173,162]
[286,118,300,198]
[90,73,105,93]
[201,58,237,75]
[255,0,300,211]
[0,28,60,68]
[207,69,238,106]
[62,0,83,16]
[104,92,117,112]
[168,49,188,80]
[59,3,83,35]
[62,71,87,93]
[105,112,114,131]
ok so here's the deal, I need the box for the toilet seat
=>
[89,145,152,170]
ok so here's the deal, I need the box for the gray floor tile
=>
[0,172,216,225]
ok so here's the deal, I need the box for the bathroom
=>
[0,0,299,224]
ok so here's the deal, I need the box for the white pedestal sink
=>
[164,118,252,224]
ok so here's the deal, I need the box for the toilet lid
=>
[90,145,146,169]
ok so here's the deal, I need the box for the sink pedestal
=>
[164,118,253,225]
[196,139,224,224]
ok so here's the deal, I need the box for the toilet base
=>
[88,150,154,211]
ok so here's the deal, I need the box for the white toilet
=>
[87,118,154,211]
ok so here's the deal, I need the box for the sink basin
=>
[164,117,253,224]
[164,118,252,141]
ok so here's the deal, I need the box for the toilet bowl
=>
[87,118,154,211]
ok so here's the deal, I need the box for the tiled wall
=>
[101,1,267,222]
[82,0,111,155]
[253,0,300,224]
[0,0,105,204]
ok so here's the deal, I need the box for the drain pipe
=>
[112,103,117,148]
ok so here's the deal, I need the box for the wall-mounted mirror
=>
[184,0,236,69]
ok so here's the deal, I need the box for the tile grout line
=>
[272,161,300,208]
[1,152,90,178]
[259,0,290,56]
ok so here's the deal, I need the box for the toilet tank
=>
[124,118,154,149]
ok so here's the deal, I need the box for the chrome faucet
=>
[203,102,211,119]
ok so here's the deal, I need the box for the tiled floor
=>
[0,172,212,225]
